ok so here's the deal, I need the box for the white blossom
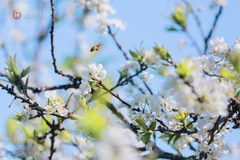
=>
[45,90,57,101]
[81,63,107,81]
[57,106,69,117]
[141,49,161,66]
[96,125,142,160]
[231,36,240,54]
[140,71,154,83]
[209,37,229,57]
[44,105,57,114]
[121,60,139,73]
[79,0,125,33]
[79,80,92,96]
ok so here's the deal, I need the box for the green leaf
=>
[25,77,29,89]
[66,92,74,106]
[88,89,102,103]
[38,116,51,133]
[142,133,151,144]
[230,53,240,73]
[78,108,107,139]
[176,58,195,79]
[235,90,240,98]
[22,126,33,138]
[117,71,128,84]
[59,130,71,141]
[129,50,141,61]
[168,134,174,144]
[154,44,172,61]
[7,118,17,138]
[174,111,187,122]
[20,66,31,78]
[172,134,180,145]
[149,121,156,131]
[159,132,170,139]
[219,67,234,80]
[166,27,179,32]
[171,5,187,29]
[135,118,147,132]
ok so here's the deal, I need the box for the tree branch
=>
[204,7,223,54]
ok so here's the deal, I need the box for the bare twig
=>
[98,81,132,109]
[184,29,203,55]
[107,26,129,60]
[204,7,223,54]
[49,0,75,79]
[28,82,80,93]
[182,0,205,38]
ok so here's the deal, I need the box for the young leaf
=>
[20,66,31,78]
[142,133,151,144]
[172,134,181,145]
[135,118,147,132]
[66,92,74,106]
[149,121,156,131]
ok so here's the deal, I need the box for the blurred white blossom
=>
[231,36,240,54]
[209,37,229,57]
[79,80,92,97]
[212,0,228,7]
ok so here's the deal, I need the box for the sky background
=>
[0,0,240,159]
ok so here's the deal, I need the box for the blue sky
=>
[0,0,240,159]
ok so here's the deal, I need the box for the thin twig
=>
[98,81,132,109]
[182,0,205,38]
[28,82,80,93]
[184,29,203,55]
[107,26,129,60]
[204,7,223,54]
[49,0,75,79]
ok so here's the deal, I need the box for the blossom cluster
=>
[79,63,107,97]
[44,90,69,116]
[79,0,126,33]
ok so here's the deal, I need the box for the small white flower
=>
[140,71,154,83]
[142,49,160,66]
[82,63,107,81]
[45,90,57,101]
[79,80,92,96]
[57,106,69,117]
[121,60,139,72]
[209,37,229,57]
[44,105,57,114]
[107,19,126,30]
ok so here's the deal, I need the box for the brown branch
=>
[98,81,132,109]
[107,26,129,60]
[49,0,75,79]
[110,65,148,92]
[143,80,153,95]
[183,28,203,55]
[183,0,205,38]
[204,7,223,54]
[28,82,80,93]
[0,81,44,111]
[49,120,57,160]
